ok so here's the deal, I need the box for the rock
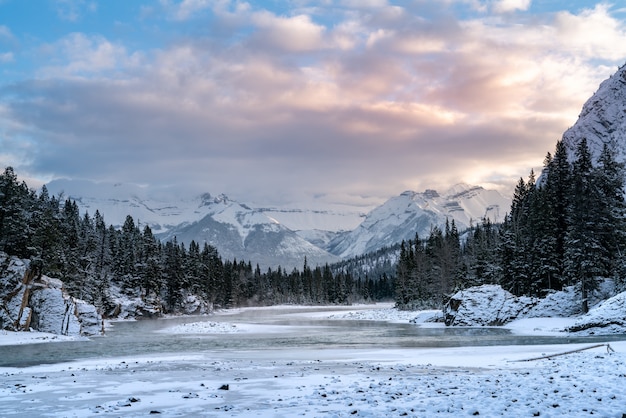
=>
[567,291,626,335]
[525,286,584,318]
[444,284,538,326]
[1,252,103,336]
[182,293,211,315]
[105,284,163,319]
[30,286,82,335]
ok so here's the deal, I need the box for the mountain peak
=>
[561,63,626,161]
[328,183,510,259]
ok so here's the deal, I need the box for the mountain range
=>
[46,179,510,270]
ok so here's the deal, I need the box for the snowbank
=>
[1,340,625,417]
[157,321,241,334]
[0,330,86,346]
[443,283,626,335]
[568,291,626,335]
[327,307,425,323]
[443,284,538,326]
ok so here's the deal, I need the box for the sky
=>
[1,1,626,207]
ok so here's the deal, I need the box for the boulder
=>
[0,252,103,336]
[182,292,211,315]
[105,284,163,319]
[444,284,538,326]
[567,291,626,335]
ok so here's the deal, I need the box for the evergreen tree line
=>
[394,217,499,309]
[0,167,383,316]
[501,138,626,311]
[329,244,397,300]
[395,139,626,312]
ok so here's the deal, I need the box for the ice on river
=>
[1,305,626,417]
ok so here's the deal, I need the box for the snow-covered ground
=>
[0,330,87,346]
[1,305,626,417]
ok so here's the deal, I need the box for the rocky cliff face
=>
[0,253,103,336]
[560,63,626,162]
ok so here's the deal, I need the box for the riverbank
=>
[1,341,625,417]
[1,304,626,417]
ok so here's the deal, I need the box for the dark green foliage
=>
[0,167,375,315]
[393,139,626,311]
[394,220,474,310]
[498,139,626,311]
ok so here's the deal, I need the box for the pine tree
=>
[564,138,603,313]
[594,143,626,280]
[545,140,571,287]
[0,167,32,258]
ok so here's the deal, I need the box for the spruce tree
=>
[565,138,603,313]
[594,143,626,280]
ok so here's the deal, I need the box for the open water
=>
[1,306,623,368]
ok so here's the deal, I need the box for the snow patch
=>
[568,291,626,335]
[444,284,538,326]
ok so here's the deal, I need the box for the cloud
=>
[166,0,213,20]
[554,3,626,60]
[53,0,98,22]
[0,25,14,41]
[2,1,626,205]
[492,0,531,14]
[37,33,142,78]
[250,11,326,52]
[0,52,13,63]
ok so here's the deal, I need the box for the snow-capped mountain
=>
[327,184,510,259]
[158,195,340,270]
[559,63,626,162]
[46,179,215,234]
[45,179,509,268]
[46,179,342,270]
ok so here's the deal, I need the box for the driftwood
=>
[513,343,615,362]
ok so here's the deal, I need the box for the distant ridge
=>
[327,184,510,259]
[46,180,510,268]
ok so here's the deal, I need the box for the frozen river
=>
[0,305,620,368]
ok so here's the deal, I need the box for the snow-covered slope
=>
[158,194,340,270]
[46,179,508,267]
[559,63,626,162]
[46,179,214,234]
[328,184,510,259]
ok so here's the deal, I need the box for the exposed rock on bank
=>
[443,283,626,335]
[105,285,212,320]
[567,291,626,335]
[443,284,538,326]
[0,253,103,336]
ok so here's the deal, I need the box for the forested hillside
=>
[395,139,626,311]
[0,167,381,317]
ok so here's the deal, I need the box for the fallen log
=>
[513,343,615,362]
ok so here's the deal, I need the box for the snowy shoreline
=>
[2,342,625,416]
[2,304,626,416]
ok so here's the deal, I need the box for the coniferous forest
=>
[0,166,390,316]
[395,138,626,312]
[1,137,625,316]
